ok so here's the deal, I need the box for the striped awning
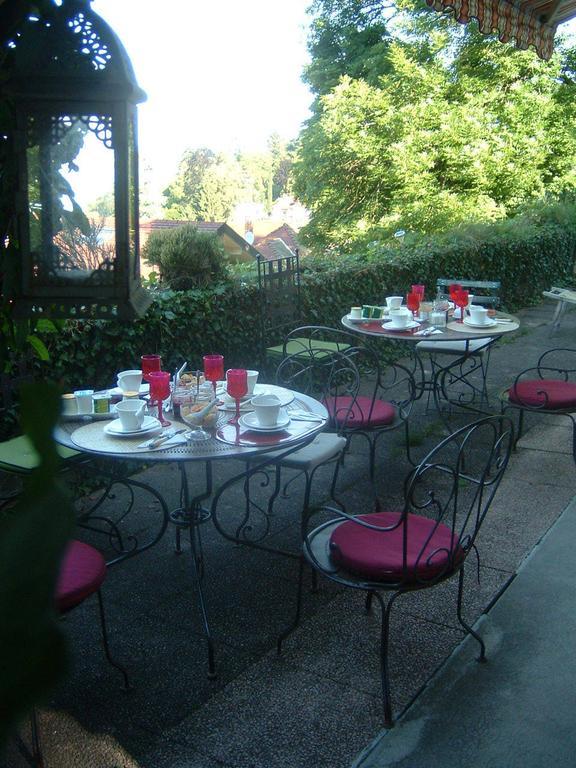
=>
[426,0,576,59]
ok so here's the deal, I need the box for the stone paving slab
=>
[354,495,576,768]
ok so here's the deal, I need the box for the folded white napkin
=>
[414,328,443,336]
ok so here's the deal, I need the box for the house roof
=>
[139,220,261,258]
[253,225,301,261]
[254,238,298,262]
[140,220,224,235]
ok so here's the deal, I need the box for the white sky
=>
[90,0,314,201]
[72,2,576,209]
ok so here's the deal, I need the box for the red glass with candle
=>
[141,354,161,383]
[203,355,224,397]
[148,370,171,426]
[226,369,248,425]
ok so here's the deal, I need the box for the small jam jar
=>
[92,393,111,414]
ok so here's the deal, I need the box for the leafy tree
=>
[162,139,294,221]
[295,1,576,248]
[87,191,114,218]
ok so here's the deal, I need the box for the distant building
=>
[139,220,260,262]
[252,224,302,261]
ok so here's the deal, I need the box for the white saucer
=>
[104,415,161,437]
[108,383,150,397]
[382,320,420,331]
[239,412,291,432]
[463,317,498,329]
[346,314,370,324]
[219,384,294,410]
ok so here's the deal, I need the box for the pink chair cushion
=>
[509,379,576,410]
[329,511,463,583]
[56,540,107,613]
[324,396,396,428]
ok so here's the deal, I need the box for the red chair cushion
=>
[56,540,107,613]
[324,396,396,428]
[508,379,576,410]
[329,511,463,583]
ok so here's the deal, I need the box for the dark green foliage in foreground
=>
[41,203,576,392]
[0,383,74,746]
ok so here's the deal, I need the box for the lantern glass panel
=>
[25,112,116,289]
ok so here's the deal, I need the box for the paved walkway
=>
[356,492,576,768]
[5,300,576,768]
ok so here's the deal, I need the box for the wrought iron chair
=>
[0,365,84,510]
[24,539,129,766]
[257,252,349,371]
[282,327,418,480]
[278,415,514,727]
[416,278,501,408]
[263,348,360,522]
[500,347,576,463]
[223,349,357,556]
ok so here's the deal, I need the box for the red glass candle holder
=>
[203,354,224,397]
[148,370,171,426]
[226,369,248,424]
[141,354,161,383]
[454,290,469,323]
[406,291,420,319]
[411,284,425,300]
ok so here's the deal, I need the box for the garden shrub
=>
[142,224,228,290]
[42,206,576,392]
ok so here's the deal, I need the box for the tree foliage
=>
[162,139,294,221]
[295,0,576,248]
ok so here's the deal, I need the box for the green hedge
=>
[43,213,576,391]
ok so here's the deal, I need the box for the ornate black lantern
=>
[0,0,151,319]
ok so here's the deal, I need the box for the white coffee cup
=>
[468,305,489,325]
[115,399,146,431]
[117,369,143,393]
[350,306,362,319]
[386,296,403,310]
[246,370,259,395]
[388,308,410,328]
[251,394,281,426]
[74,389,94,415]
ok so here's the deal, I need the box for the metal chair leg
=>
[373,591,399,728]
[277,556,305,654]
[96,590,130,690]
[456,567,486,662]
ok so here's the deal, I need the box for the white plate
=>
[346,314,370,324]
[382,320,420,331]
[463,317,498,329]
[219,384,295,411]
[104,415,162,437]
[108,383,150,397]
[239,412,291,432]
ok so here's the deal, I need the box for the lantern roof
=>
[0,0,147,103]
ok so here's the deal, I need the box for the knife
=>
[139,428,187,450]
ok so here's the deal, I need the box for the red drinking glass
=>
[203,355,224,397]
[411,284,425,300]
[226,369,248,425]
[454,290,469,323]
[141,354,161,383]
[448,283,462,303]
[148,370,171,426]
[406,291,420,320]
